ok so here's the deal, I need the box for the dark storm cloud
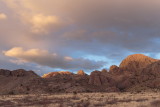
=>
[57,0,160,53]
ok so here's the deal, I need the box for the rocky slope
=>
[0,69,40,94]
[1,54,160,94]
[119,54,158,72]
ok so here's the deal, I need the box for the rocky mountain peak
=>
[77,70,86,75]
[42,71,73,78]
[119,54,158,72]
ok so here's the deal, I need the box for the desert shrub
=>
[73,91,77,95]
[118,99,132,103]
[138,105,148,107]
[0,100,14,106]
[14,95,53,106]
[150,100,160,107]
[135,98,148,102]
[94,102,106,106]
[8,91,14,95]
[101,95,104,97]
[106,98,118,105]
[81,100,90,107]
[71,95,80,100]
[136,90,142,93]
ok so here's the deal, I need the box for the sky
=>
[0,0,160,75]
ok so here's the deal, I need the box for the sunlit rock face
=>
[101,69,108,73]
[119,54,158,72]
[109,65,120,73]
[77,70,86,75]
[42,71,73,78]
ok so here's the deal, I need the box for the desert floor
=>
[0,92,160,107]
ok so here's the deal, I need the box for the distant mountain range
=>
[1,54,160,94]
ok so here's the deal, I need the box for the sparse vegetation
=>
[150,100,160,107]
[0,92,159,107]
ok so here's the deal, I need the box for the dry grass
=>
[0,92,159,107]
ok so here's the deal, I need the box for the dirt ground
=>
[0,92,160,107]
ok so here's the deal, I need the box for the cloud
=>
[9,59,27,65]
[3,47,105,70]
[30,14,61,33]
[0,13,7,20]
[1,0,160,72]
[2,0,66,34]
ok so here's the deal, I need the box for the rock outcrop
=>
[119,54,158,72]
[137,61,160,88]
[42,71,73,78]
[101,69,108,73]
[77,70,86,75]
[0,69,11,77]
[89,71,103,86]
[88,70,115,87]
[141,60,160,76]
[0,69,40,94]
[0,69,39,77]
[109,65,120,73]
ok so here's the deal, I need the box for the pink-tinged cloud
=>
[3,47,106,70]
[0,13,7,20]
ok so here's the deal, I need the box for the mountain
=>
[1,54,160,94]
[119,54,158,72]
[108,54,160,91]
